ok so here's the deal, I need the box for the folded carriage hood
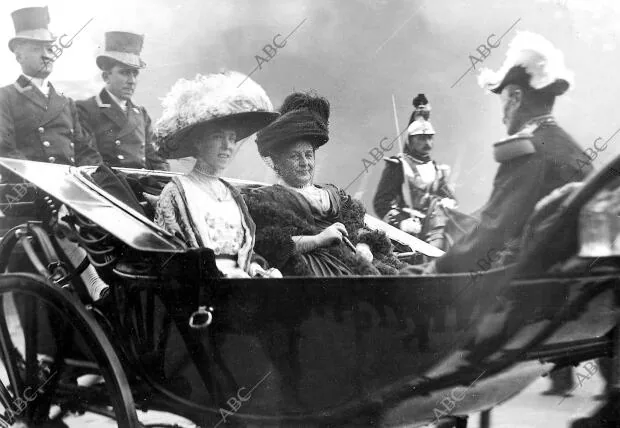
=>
[0,158,187,253]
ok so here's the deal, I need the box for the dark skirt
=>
[300,248,354,277]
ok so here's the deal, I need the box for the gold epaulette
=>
[493,131,536,163]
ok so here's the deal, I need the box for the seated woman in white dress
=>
[153,71,280,278]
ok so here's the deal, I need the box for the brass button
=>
[70,157,75,163]
[117,154,125,160]
[115,140,121,146]
[42,141,50,147]
[48,156,56,163]
[70,142,74,148]
[38,127,44,134]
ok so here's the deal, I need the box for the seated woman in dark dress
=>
[243,92,404,276]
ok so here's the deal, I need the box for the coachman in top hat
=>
[77,31,169,170]
[0,6,102,168]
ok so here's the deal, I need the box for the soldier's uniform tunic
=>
[77,89,169,171]
[374,153,456,246]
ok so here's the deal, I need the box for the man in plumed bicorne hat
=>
[374,94,457,251]
[0,6,102,168]
[407,31,596,406]
[419,31,592,275]
[77,31,169,171]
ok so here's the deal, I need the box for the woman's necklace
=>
[191,168,232,202]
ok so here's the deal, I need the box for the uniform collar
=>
[105,88,128,111]
[516,114,556,135]
[21,74,50,96]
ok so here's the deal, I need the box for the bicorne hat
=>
[96,31,146,70]
[255,92,330,157]
[478,31,573,96]
[154,71,279,159]
[8,6,56,52]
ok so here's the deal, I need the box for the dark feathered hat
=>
[255,92,330,157]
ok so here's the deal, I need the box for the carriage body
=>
[0,157,617,427]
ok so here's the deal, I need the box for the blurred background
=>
[0,0,618,215]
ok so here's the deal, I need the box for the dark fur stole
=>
[243,185,381,276]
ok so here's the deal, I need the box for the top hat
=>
[96,31,146,70]
[478,31,573,96]
[8,6,56,52]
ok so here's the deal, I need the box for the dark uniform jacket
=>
[435,116,593,274]
[77,89,169,171]
[374,154,455,222]
[0,75,102,167]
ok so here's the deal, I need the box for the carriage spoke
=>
[0,380,17,419]
[0,295,24,397]
[22,295,39,421]
[32,307,72,422]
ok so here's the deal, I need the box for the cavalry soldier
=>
[373,96,457,250]
[0,6,102,168]
[77,31,169,171]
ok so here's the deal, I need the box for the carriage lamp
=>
[578,186,620,257]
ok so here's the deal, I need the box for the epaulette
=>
[493,130,536,163]
[384,154,403,164]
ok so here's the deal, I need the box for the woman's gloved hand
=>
[399,217,422,234]
[317,222,348,247]
[439,198,457,210]
[250,262,283,278]
[355,243,373,263]
[225,268,251,278]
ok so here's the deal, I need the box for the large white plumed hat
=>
[155,71,279,159]
[478,31,574,96]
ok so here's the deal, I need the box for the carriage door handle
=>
[189,306,214,329]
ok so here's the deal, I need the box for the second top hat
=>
[96,31,146,70]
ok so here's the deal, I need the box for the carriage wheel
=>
[0,273,140,427]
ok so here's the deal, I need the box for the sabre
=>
[391,94,404,153]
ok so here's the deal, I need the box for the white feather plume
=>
[154,71,274,140]
[478,31,574,92]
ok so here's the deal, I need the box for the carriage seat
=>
[84,166,172,222]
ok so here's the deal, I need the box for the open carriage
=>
[0,156,617,428]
